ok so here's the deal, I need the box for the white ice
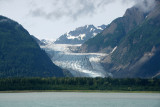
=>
[41,44,111,77]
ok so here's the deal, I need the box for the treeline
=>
[0,15,64,78]
[0,77,160,91]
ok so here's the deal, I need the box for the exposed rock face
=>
[80,1,160,78]
[54,25,107,44]
[109,2,160,78]
[80,7,146,53]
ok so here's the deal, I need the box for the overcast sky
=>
[0,0,139,40]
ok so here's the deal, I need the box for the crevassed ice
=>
[41,44,111,77]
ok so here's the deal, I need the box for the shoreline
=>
[0,90,160,93]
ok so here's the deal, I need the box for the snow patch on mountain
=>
[54,24,107,44]
[90,28,94,32]
[66,33,76,39]
[111,46,117,53]
[79,34,86,40]
[93,33,97,37]
[66,33,86,40]
[97,26,103,30]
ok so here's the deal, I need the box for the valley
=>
[41,44,112,77]
[0,0,160,78]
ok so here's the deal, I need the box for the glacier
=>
[41,44,112,77]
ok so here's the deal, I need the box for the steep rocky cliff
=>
[80,0,160,78]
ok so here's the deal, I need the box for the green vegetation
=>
[0,15,64,77]
[110,11,160,78]
[0,77,160,91]
[112,19,160,65]
[84,18,126,52]
[83,7,145,53]
[82,4,160,78]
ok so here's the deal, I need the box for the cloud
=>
[28,0,156,21]
[0,0,12,6]
[0,0,11,3]
[29,0,120,21]
[118,0,156,13]
[134,0,156,13]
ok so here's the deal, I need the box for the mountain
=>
[41,39,56,45]
[110,1,160,78]
[54,24,107,44]
[80,0,160,78]
[31,36,55,46]
[80,7,146,53]
[31,35,46,46]
[0,15,64,77]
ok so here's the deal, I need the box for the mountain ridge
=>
[80,0,160,78]
[0,15,65,77]
[54,24,107,44]
[80,6,147,53]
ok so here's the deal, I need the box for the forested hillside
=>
[0,15,64,77]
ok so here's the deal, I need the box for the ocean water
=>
[0,92,160,107]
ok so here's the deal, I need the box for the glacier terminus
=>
[41,44,112,77]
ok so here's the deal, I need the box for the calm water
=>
[0,92,160,107]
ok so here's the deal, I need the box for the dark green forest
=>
[0,77,160,91]
[0,15,64,77]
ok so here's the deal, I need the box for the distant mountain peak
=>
[54,24,107,44]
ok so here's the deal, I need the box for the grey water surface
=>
[0,92,160,107]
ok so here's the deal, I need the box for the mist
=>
[134,0,156,13]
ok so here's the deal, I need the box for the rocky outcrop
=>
[54,25,107,44]
[80,0,160,78]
